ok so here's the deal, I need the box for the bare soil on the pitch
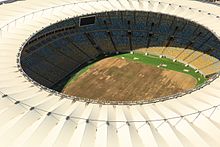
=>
[62,57,197,101]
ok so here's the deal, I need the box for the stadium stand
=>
[20,11,220,88]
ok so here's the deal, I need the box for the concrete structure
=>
[0,0,220,147]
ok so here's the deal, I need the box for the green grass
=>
[64,52,207,88]
[115,53,207,86]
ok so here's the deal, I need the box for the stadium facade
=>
[0,0,220,146]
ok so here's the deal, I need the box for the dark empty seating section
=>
[53,38,90,63]
[199,44,211,52]
[192,33,212,49]
[132,31,147,49]
[70,34,99,58]
[90,14,108,30]
[132,12,148,30]
[22,46,37,58]
[172,37,189,48]
[150,34,166,47]
[85,23,106,31]
[65,36,94,60]
[22,53,66,83]
[112,30,130,52]
[158,20,171,35]
[176,23,197,38]
[91,31,115,53]
[90,31,106,39]
[123,11,135,26]
[23,68,54,87]
[99,38,117,53]
[108,13,123,30]
[207,37,220,51]
[38,45,79,72]
[147,13,160,32]
[169,17,185,32]
[161,35,172,46]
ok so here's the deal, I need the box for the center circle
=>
[19,10,220,104]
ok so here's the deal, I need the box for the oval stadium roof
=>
[0,0,220,147]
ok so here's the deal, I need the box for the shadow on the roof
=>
[0,0,25,5]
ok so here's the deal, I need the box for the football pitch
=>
[64,52,207,88]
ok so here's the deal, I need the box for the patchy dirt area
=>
[62,57,197,101]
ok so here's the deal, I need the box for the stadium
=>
[0,0,220,146]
